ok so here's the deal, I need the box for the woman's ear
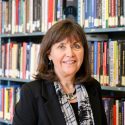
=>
[47,51,52,61]
[48,55,51,61]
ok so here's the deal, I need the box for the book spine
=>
[26,42,31,79]
[93,41,98,80]
[105,0,109,28]
[97,42,100,82]
[90,42,94,77]
[9,42,13,77]
[118,41,122,85]
[102,0,106,28]
[122,43,125,86]
[103,41,107,85]
[26,0,29,32]
[15,0,19,33]
[84,0,89,28]
[91,0,95,28]
[11,0,16,34]
[109,40,114,86]
[113,103,116,125]
[0,86,4,119]
[112,0,115,27]
[29,0,33,33]
[123,0,125,26]
[115,0,118,27]
[33,0,37,32]
[0,40,2,76]
[2,1,4,33]
[5,42,10,77]
[0,0,2,33]
[120,0,124,26]
[48,0,54,29]
[2,44,5,77]
[4,88,9,120]
[45,0,48,31]
[114,41,119,86]
[117,0,120,26]
[8,0,12,33]
[77,0,81,25]
[106,41,109,85]
[98,0,102,27]
[37,0,41,31]
[100,41,104,84]
[88,0,92,28]
[22,42,27,79]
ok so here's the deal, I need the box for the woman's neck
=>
[59,78,75,94]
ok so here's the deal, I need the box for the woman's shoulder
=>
[22,79,51,88]
[22,79,42,89]
[83,77,102,95]
[84,77,101,88]
[21,79,52,97]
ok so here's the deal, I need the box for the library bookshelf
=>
[86,27,125,124]
[0,28,125,125]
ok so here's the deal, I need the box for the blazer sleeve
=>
[12,84,37,125]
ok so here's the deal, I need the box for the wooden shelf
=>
[0,77,31,83]
[101,86,125,92]
[85,27,125,33]
[0,27,125,38]
[0,119,12,124]
[0,32,45,38]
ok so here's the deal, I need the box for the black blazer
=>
[12,78,107,125]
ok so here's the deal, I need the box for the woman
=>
[12,20,107,125]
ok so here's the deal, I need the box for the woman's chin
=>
[62,70,77,77]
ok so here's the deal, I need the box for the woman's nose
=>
[66,46,74,57]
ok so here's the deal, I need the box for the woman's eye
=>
[58,45,65,49]
[73,43,81,49]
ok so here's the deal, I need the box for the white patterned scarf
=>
[54,82,95,125]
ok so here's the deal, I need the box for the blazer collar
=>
[40,80,66,125]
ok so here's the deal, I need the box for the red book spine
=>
[97,42,100,79]
[0,87,4,119]
[103,42,107,85]
[48,0,54,28]
[10,88,14,122]
[113,104,116,125]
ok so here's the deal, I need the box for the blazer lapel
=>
[84,84,102,125]
[40,80,66,125]
[44,98,66,125]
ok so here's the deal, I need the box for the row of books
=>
[1,0,125,34]
[0,85,125,124]
[0,41,40,80]
[103,98,125,125]
[0,39,125,86]
[84,0,125,28]
[0,0,78,34]
[88,40,125,87]
[0,39,125,85]
[0,84,21,122]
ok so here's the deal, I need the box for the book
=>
[0,85,4,119]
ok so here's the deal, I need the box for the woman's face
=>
[48,38,84,79]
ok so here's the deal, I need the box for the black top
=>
[70,102,79,125]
